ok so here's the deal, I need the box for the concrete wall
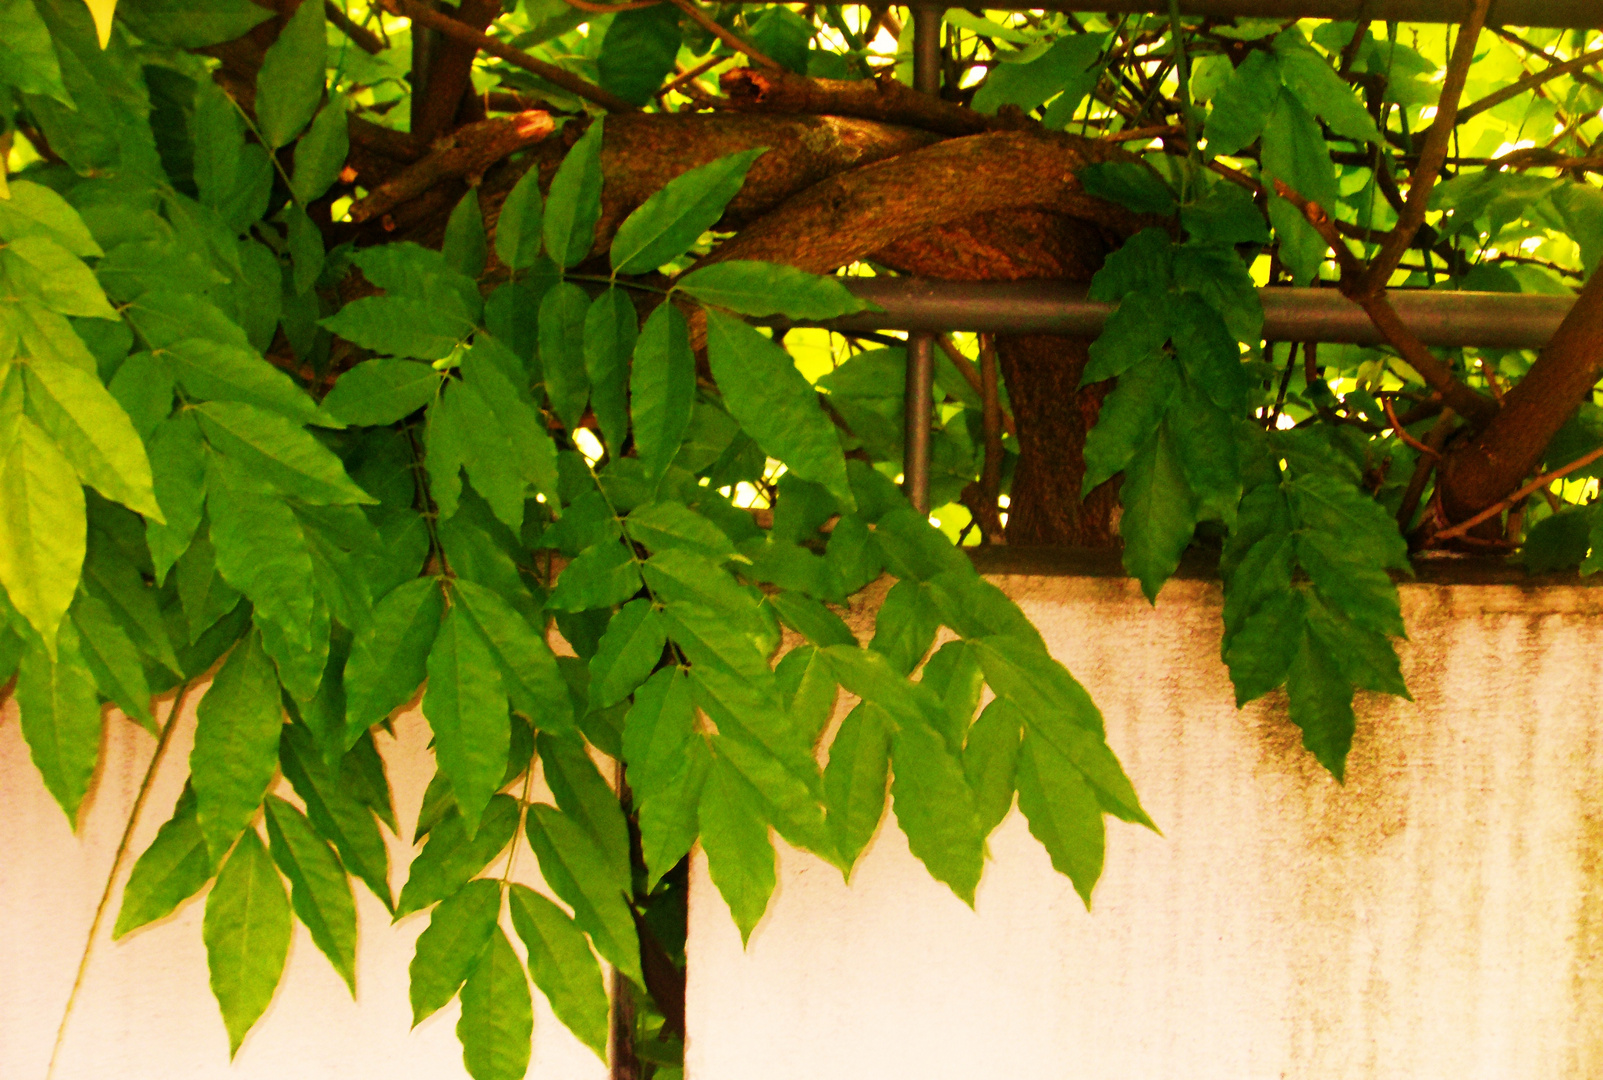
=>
[7,568,1603,1079]
[686,572,1603,1080]
[0,692,608,1080]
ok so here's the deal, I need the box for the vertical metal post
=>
[904,2,941,515]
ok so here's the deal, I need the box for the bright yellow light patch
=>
[84,0,117,47]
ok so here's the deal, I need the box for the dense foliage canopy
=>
[4,0,1602,1076]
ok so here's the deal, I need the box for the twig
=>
[1099,123,1183,143]
[325,1,385,54]
[659,55,726,99]
[1361,0,1490,293]
[348,110,555,224]
[47,684,195,1080]
[977,334,1007,545]
[935,335,1015,436]
[1457,43,1603,127]
[1382,394,1437,456]
[382,0,640,113]
[563,0,660,10]
[1433,443,1603,543]
[1396,407,1456,531]
[663,0,783,72]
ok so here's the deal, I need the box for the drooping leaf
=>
[161,338,332,426]
[508,883,609,1060]
[588,598,665,709]
[279,723,393,912]
[704,309,853,509]
[965,699,1022,837]
[144,412,206,580]
[1273,29,1380,145]
[596,1,681,106]
[290,94,350,204]
[698,754,777,944]
[71,591,153,730]
[203,828,291,1057]
[196,402,372,505]
[630,302,696,478]
[537,281,591,431]
[15,620,102,824]
[22,355,159,518]
[443,188,489,279]
[1015,729,1105,908]
[495,167,545,271]
[583,287,637,451]
[396,795,520,919]
[263,795,357,993]
[344,576,443,735]
[450,578,573,735]
[321,359,439,427]
[457,927,533,1080]
[543,118,605,269]
[610,149,767,274]
[1119,419,1196,603]
[524,803,644,984]
[423,606,511,836]
[190,630,284,860]
[547,539,642,613]
[823,702,890,875]
[409,878,501,1025]
[0,414,86,647]
[255,0,326,148]
[1203,49,1281,159]
[115,786,218,938]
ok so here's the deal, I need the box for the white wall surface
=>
[686,575,1603,1080]
[0,691,608,1080]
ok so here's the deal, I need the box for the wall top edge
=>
[970,546,1603,592]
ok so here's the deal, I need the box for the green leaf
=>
[623,667,707,885]
[965,699,1021,838]
[625,500,734,560]
[162,338,331,426]
[1203,49,1281,159]
[1087,227,1174,303]
[320,296,474,362]
[263,795,357,993]
[72,591,154,730]
[255,0,326,148]
[16,621,102,824]
[279,724,393,911]
[823,702,889,875]
[537,281,591,430]
[197,402,372,505]
[547,539,642,613]
[191,630,284,859]
[1173,245,1264,350]
[115,0,273,48]
[1273,29,1380,145]
[396,795,520,918]
[971,32,1105,115]
[0,181,99,256]
[450,578,573,735]
[443,188,489,279]
[203,829,291,1057]
[0,0,69,104]
[345,577,443,735]
[1166,385,1240,527]
[1285,627,1356,782]
[543,118,605,269]
[676,261,868,320]
[583,287,637,451]
[0,414,86,647]
[1119,419,1196,603]
[284,205,325,295]
[611,149,767,274]
[495,167,545,271]
[630,302,695,478]
[888,692,984,905]
[22,355,159,517]
[1082,354,1178,495]
[1078,161,1177,216]
[769,590,856,649]
[507,884,609,1060]
[524,803,644,984]
[588,598,665,709]
[704,309,852,509]
[409,878,501,1025]
[1015,730,1104,908]
[3,235,117,318]
[1261,89,1339,285]
[698,754,776,944]
[457,927,533,1080]
[108,352,174,441]
[596,1,681,105]
[322,359,439,427]
[207,480,316,638]
[423,606,511,835]
[290,94,350,204]
[1181,182,1271,246]
[115,787,217,938]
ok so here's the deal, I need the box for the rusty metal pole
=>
[904,3,942,515]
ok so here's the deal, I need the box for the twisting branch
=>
[935,336,1016,435]
[1433,444,1603,544]
[663,0,784,72]
[381,0,640,113]
[562,0,661,11]
[1360,0,1490,293]
[1456,43,1603,127]
[1274,180,1498,425]
[1396,407,1456,531]
[719,66,1028,136]
[324,1,385,54]
[348,110,556,224]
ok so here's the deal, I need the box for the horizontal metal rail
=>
[816,279,1575,348]
[893,0,1597,27]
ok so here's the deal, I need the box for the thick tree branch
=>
[719,67,1032,137]
[382,0,640,113]
[1434,442,1603,544]
[1437,268,1603,523]
[411,0,503,146]
[1360,0,1490,293]
[349,110,555,224]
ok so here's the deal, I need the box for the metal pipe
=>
[904,333,936,514]
[817,280,1575,349]
[896,0,1594,28]
[903,4,942,515]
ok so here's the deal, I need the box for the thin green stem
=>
[1166,0,1199,200]
[47,682,195,1080]
[566,272,672,297]
[223,91,302,209]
